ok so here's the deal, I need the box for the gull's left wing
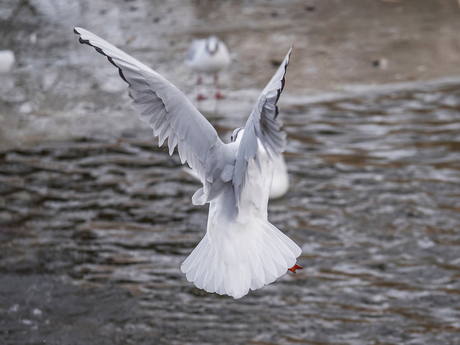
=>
[74,28,225,188]
[232,48,291,202]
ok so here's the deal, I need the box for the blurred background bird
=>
[185,35,231,101]
[0,50,15,73]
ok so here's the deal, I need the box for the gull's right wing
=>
[231,48,291,202]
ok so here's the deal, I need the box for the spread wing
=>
[232,48,291,201]
[74,27,224,185]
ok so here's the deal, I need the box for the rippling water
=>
[1,84,460,344]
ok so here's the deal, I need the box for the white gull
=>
[185,36,231,100]
[74,27,301,299]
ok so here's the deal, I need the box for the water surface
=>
[1,83,460,344]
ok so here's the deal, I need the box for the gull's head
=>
[206,36,220,55]
[231,127,244,143]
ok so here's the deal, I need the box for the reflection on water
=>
[1,83,460,344]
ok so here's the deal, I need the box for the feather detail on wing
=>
[74,27,224,188]
[232,48,291,202]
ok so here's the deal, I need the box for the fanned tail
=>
[181,219,301,299]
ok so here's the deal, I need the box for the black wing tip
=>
[284,46,293,69]
[75,28,92,47]
[79,37,92,47]
[74,28,129,85]
[273,48,291,113]
[280,49,291,89]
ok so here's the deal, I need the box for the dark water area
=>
[1,84,460,344]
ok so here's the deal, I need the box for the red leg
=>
[288,264,303,274]
[214,74,225,99]
[196,76,207,101]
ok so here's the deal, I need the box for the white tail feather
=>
[181,219,301,299]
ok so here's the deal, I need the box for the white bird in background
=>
[74,27,302,299]
[269,154,289,199]
[0,50,15,74]
[185,36,231,101]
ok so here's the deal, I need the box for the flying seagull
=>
[74,27,302,299]
[185,36,231,100]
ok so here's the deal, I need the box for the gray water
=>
[1,83,460,344]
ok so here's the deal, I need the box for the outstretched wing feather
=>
[232,48,291,202]
[74,27,224,183]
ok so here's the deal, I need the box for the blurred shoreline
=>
[1,0,460,148]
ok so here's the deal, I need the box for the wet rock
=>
[373,57,389,69]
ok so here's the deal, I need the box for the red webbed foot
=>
[288,264,303,274]
[215,91,226,99]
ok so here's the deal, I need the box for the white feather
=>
[181,140,300,299]
[183,152,290,200]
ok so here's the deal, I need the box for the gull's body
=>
[185,36,231,100]
[184,152,289,200]
[75,27,301,299]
